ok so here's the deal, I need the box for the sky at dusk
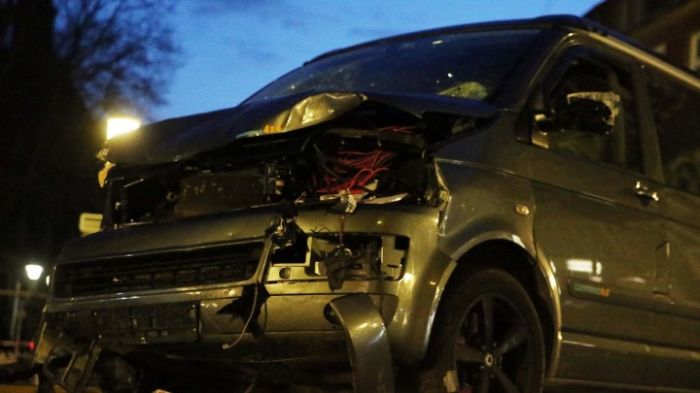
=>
[153,1,603,122]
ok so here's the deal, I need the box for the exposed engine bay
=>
[99,96,479,228]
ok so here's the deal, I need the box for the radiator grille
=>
[54,243,264,298]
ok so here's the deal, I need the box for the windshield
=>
[247,29,539,103]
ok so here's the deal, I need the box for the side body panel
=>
[641,63,700,389]
[654,189,700,389]
[519,31,685,388]
[433,114,539,262]
[527,148,665,386]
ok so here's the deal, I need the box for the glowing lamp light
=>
[25,264,44,281]
[106,117,141,140]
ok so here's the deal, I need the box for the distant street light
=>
[106,117,141,140]
[10,263,46,355]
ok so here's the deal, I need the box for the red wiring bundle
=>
[315,148,395,194]
[313,126,418,195]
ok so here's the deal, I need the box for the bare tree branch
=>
[0,0,180,271]
[54,0,179,116]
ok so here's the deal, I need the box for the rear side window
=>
[648,73,700,195]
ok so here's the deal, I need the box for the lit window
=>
[690,31,700,71]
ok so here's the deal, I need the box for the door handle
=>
[633,181,659,202]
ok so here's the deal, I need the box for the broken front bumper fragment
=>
[35,204,449,391]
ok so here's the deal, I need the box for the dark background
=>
[0,0,177,341]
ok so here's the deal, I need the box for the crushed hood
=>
[101,90,498,165]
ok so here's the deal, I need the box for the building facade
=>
[586,0,700,72]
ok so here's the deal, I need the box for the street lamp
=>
[24,264,43,281]
[106,117,141,140]
[10,263,45,355]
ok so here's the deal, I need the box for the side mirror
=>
[536,91,620,134]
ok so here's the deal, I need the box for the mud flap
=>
[329,294,394,393]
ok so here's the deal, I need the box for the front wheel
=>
[420,268,545,393]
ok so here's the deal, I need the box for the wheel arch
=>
[434,239,559,373]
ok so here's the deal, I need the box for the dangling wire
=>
[222,282,260,350]
[223,221,284,351]
[221,282,260,349]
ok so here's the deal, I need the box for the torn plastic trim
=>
[101,90,498,165]
[34,294,394,392]
[33,321,104,393]
[328,294,395,392]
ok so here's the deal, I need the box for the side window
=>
[648,72,700,195]
[533,56,642,173]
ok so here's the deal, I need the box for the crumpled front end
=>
[33,90,488,391]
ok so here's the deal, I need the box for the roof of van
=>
[310,15,645,62]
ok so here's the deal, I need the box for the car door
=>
[644,67,700,389]
[525,45,667,386]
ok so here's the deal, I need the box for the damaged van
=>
[32,15,700,392]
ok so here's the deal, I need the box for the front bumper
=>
[35,203,451,389]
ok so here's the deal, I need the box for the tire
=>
[419,268,545,393]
